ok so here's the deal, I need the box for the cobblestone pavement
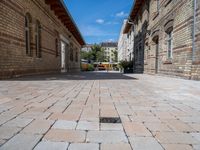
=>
[0,72,200,150]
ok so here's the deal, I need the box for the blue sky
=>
[64,0,133,44]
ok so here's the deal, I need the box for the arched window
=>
[25,13,31,56]
[35,20,41,58]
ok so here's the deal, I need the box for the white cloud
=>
[116,11,128,17]
[96,19,105,24]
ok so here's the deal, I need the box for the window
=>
[75,51,78,62]
[35,20,41,58]
[55,38,59,57]
[25,13,31,56]
[167,31,173,58]
[70,45,74,61]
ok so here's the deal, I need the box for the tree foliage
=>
[81,44,107,62]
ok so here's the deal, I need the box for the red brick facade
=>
[0,0,84,79]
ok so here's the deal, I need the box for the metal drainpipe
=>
[192,0,197,62]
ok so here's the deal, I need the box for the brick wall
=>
[145,0,197,79]
[0,0,81,79]
[191,0,200,80]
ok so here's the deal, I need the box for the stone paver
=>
[101,143,132,150]
[4,117,33,128]
[34,141,69,150]
[0,126,21,140]
[0,72,200,149]
[0,134,42,150]
[68,143,99,150]
[22,119,54,135]
[76,121,99,130]
[86,131,128,143]
[52,120,77,130]
[100,123,123,131]
[129,136,163,150]
[162,144,193,150]
[44,129,86,143]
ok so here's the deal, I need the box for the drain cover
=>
[100,117,122,123]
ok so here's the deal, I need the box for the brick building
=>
[124,0,200,80]
[0,0,85,79]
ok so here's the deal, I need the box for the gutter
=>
[192,0,197,62]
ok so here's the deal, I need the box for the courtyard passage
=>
[0,72,200,150]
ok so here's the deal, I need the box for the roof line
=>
[59,0,85,45]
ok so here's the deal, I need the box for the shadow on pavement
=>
[6,71,137,81]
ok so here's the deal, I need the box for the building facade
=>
[118,20,134,62]
[124,0,200,79]
[0,0,85,79]
[101,42,118,63]
[81,44,93,52]
[118,20,128,61]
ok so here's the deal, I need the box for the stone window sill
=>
[163,60,173,64]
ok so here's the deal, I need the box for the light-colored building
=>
[118,20,128,61]
[101,42,118,63]
[118,20,134,62]
[81,44,93,52]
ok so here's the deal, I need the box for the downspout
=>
[192,0,197,62]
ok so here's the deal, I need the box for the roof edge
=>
[60,0,85,45]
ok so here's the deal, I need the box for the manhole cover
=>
[100,117,122,123]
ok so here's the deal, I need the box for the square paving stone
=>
[0,134,42,150]
[76,121,99,131]
[129,136,164,150]
[44,129,86,143]
[86,131,128,143]
[101,143,132,150]
[52,120,77,130]
[68,143,99,150]
[34,141,69,150]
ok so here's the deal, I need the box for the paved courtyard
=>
[0,72,200,150]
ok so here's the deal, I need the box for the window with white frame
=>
[167,31,173,59]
